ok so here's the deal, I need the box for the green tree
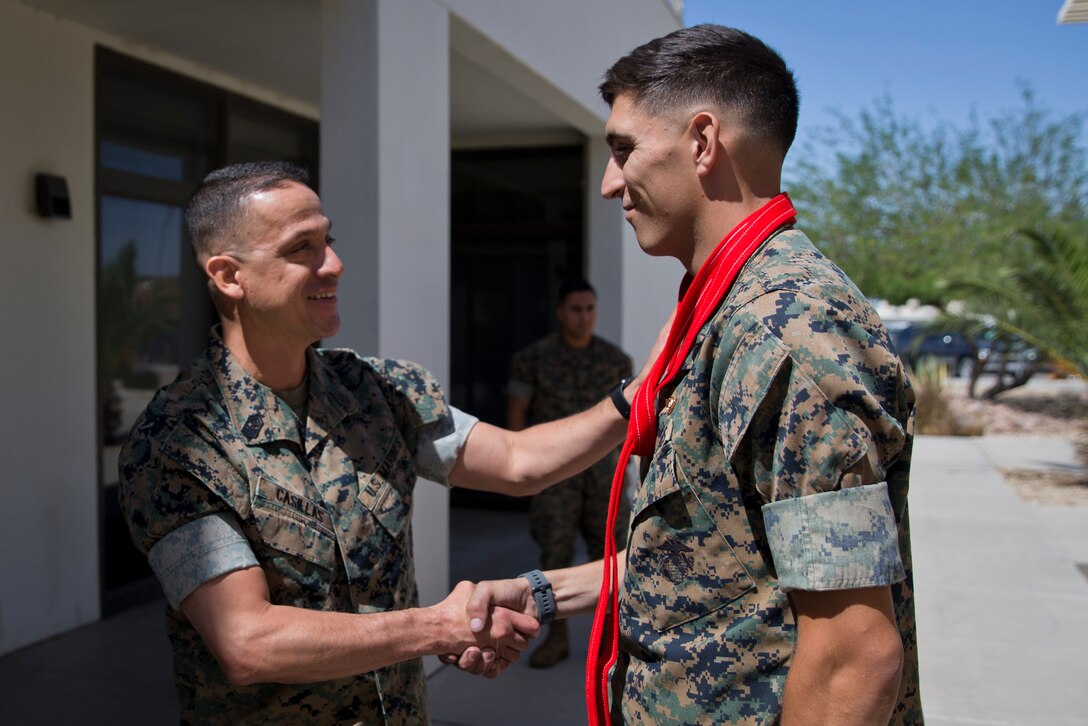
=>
[788,87,1088,304]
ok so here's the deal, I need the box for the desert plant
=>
[910,356,984,436]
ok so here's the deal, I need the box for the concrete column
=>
[319,0,451,619]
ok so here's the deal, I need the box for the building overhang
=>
[1058,0,1088,23]
[15,0,581,145]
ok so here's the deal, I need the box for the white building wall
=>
[0,1,99,654]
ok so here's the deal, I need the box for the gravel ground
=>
[944,376,1088,506]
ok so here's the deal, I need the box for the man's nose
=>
[321,244,344,278]
[600,157,624,200]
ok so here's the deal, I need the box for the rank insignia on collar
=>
[242,413,265,439]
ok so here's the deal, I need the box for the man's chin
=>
[637,239,671,258]
[316,317,341,341]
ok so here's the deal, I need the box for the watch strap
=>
[609,376,636,420]
[518,569,557,624]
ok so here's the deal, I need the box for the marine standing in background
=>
[507,278,633,668]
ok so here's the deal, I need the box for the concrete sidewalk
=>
[909,436,1088,726]
[2,435,1086,725]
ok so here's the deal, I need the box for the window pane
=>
[98,65,219,183]
[99,195,184,444]
[228,104,319,173]
[100,140,185,181]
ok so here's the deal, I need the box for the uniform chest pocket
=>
[626,442,755,632]
[251,475,337,567]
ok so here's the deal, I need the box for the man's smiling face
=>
[600,93,701,262]
[232,181,344,349]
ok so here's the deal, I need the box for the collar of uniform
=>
[719,226,798,316]
[556,332,597,352]
[204,328,301,447]
[302,346,363,452]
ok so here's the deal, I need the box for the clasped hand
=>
[435,578,536,678]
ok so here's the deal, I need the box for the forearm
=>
[780,587,904,725]
[511,397,628,493]
[452,395,629,496]
[453,314,671,496]
[781,647,902,725]
[185,571,527,686]
[545,555,620,618]
[467,553,624,633]
[215,602,458,685]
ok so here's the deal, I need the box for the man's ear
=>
[690,111,722,177]
[205,255,244,302]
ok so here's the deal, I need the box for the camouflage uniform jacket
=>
[616,228,922,725]
[120,329,459,725]
[508,333,632,426]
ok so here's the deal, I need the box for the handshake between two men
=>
[438,560,608,677]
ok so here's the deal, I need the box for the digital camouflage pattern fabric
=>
[509,334,633,567]
[614,228,922,725]
[119,329,456,725]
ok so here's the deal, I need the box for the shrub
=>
[911,357,984,436]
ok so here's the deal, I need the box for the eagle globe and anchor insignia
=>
[658,537,695,584]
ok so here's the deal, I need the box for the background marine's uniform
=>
[615,229,922,725]
[120,330,475,725]
[508,333,633,568]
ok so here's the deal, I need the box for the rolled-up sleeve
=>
[723,304,907,592]
[762,482,904,591]
[415,405,479,485]
[147,512,259,608]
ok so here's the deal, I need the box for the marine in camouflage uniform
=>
[116,161,638,725]
[509,332,633,571]
[120,329,475,725]
[467,24,923,726]
[508,279,633,668]
[614,227,921,725]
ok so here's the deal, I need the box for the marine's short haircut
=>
[184,160,311,265]
[558,277,596,303]
[599,24,799,155]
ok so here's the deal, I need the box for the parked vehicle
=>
[975,329,1041,377]
[887,321,977,377]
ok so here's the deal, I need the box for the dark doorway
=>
[449,146,585,507]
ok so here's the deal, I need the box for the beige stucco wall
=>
[0,0,99,655]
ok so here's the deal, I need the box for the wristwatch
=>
[518,569,556,623]
[609,375,636,419]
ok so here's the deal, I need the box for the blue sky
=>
[683,0,1088,149]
